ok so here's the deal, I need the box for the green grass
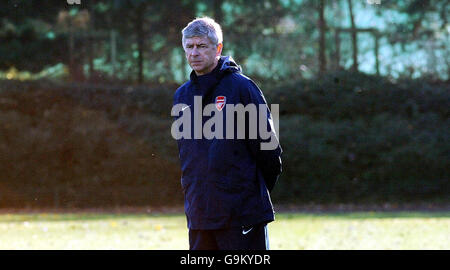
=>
[0,211,448,250]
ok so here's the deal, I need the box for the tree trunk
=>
[374,32,380,76]
[347,0,358,72]
[318,0,327,77]
[135,4,145,84]
[68,20,75,79]
[68,23,84,82]
[213,0,223,25]
[110,30,117,79]
[334,29,341,70]
[87,2,95,80]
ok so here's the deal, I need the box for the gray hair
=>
[182,17,223,47]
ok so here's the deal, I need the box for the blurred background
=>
[0,0,448,209]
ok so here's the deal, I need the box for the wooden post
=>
[335,28,341,70]
[110,30,117,79]
[374,32,380,76]
[318,0,327,77]
[347,0,358,72]
[334,27,380,75]
[135,3,145,84]
[214,0,223,25]
[181,49,187,81]
[68,18,74,79]
[88,3,95,80]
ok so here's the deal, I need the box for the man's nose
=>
[190,47,200,56]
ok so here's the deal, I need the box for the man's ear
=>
[216,43,223,56]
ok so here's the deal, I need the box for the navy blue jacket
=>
[173,56,282,230]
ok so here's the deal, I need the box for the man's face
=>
[183,36,222,76]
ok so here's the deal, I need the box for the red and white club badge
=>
[215,96,226,111]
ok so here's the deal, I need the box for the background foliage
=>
[0,0,448,208]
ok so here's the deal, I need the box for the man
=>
[172,17,282,250]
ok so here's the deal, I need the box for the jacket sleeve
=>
[240,79,282,192]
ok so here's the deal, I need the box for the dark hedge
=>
[0,74,448,208]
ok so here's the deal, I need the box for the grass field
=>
[0,210,448,250]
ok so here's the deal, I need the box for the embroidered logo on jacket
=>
[215,96,226,111]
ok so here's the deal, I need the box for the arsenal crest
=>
[215,96,226,111]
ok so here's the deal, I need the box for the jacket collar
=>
[189,56,241,100]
